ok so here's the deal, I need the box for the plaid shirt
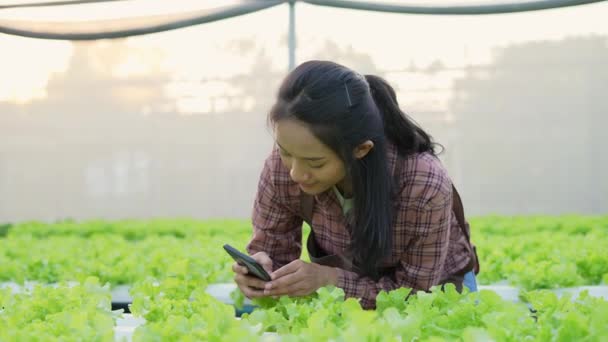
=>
[247,142,472,309]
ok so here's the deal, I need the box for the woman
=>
[232,60,479,309]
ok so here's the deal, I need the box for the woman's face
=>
[274,118,346,196]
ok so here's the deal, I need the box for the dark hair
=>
[268,60,438,279]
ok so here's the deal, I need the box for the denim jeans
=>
[463,271,478,292]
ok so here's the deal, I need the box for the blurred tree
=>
[450,36,608,214]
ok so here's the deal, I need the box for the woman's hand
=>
[232,251,273,299]
[264,259,338,297]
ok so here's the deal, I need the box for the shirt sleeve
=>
[336,177,453,309]
[246,150,303,271]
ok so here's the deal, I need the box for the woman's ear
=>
[353,140,374,160]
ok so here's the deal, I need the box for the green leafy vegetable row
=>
[126,279,608,341]
[471,216,608,288]
[1,216,607,288]
[2,277,607,341]
[240,285,608,341]
[0,278,118,341]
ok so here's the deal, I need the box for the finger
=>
[239,284,266,299]
[265,271,304,296]
[251,252,274,274]
[235,273,268,290]
[270,260,302,280]
[268,280,314,297]
[266,277,305,296]
[232,263,248,275]
[284,287,310,297]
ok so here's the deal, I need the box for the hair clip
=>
[344,83,353,107]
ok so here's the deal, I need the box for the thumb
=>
[252,251,273,274]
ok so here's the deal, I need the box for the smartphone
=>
[223,244,272,281]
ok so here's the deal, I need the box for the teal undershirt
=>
[332,186,354,216]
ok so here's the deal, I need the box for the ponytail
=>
[364,75,441,156]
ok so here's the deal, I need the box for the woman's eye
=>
[310,164,324,169]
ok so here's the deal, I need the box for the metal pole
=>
[288,0,296,71]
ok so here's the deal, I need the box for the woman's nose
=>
[290,163,310,183]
